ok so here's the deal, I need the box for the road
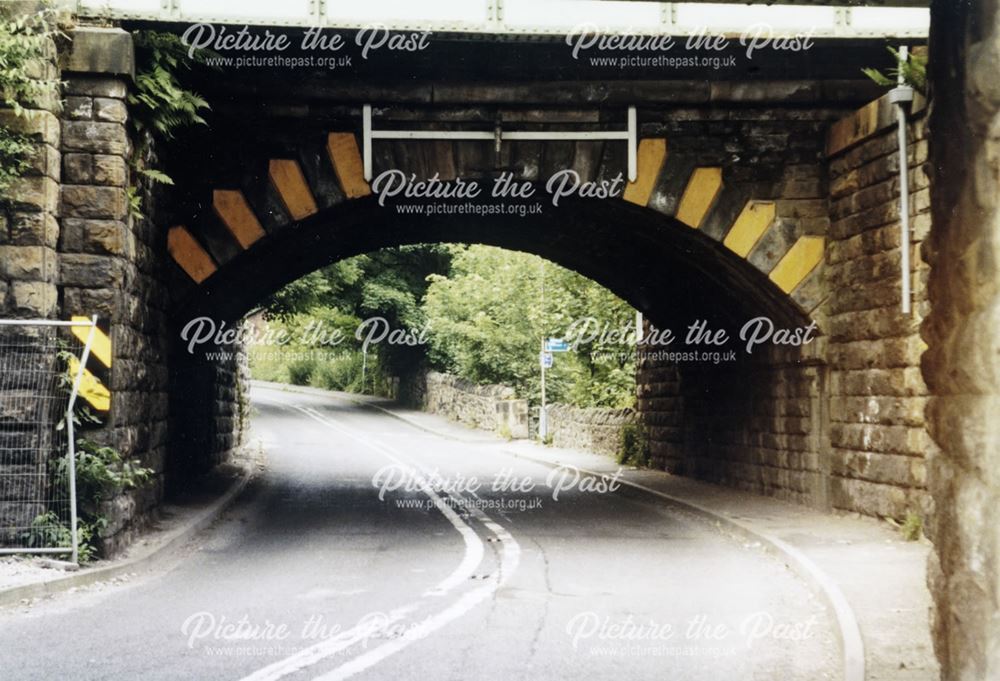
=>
[0,385,839,680]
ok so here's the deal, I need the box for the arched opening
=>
[172,194,810,330]
[166,195,825,511]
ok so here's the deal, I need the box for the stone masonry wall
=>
[58,71,172,552]
[0,17,62,537]
[681,347,827,509]
[922,1,1000,677]
[406,371,528,438]
[825,95,934,520]
[633,95,935,521]
[545,404,635,459]
[1,24,248,555]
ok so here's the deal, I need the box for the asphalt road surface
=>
[0,385,840,680]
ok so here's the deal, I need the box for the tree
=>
[423,245,636,407]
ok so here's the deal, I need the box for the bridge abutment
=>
[922,1,1000,676]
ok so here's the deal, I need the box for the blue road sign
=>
[545,338,569,353]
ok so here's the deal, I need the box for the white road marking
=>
[239,396,520,681]
[311,521,520,681]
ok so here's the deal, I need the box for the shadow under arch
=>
[172,194,810,332]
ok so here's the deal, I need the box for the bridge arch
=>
[165,132,826,331]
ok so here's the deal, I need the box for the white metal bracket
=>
[362,104,639,182]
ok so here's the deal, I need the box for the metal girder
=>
[73,1,930,38]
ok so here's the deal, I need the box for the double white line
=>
[239,403,521,681]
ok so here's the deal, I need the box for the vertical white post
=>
[539,337,547,440]
[538,260,547,440]
[65,315,97,565]
[896,47,912,315]
[363,104,373,182]
[627,106,637,182]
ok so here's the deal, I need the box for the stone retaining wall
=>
[825,93,933,520]
[545,404,635,459]
[407,371,528,438]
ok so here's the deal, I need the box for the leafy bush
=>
[618,422,650,467]
[22,512,102,564]
[53,439,152,512]
[129,31,212,144]
[311,353,366,393]
[27,439,154,562]
[424,245,637,408]
[287,357,317,386]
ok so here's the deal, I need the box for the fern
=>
[139,167,174,185]
[863,47,927,93]
[125,30,215,214]
[128,31,214,141]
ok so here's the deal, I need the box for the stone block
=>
[64,95,93,120]
[94,155,128,186]
[62,28,135,79]
[61,184,127,219]
[10,281,57,316]
[9,175,59,214]
[62,153,127,187]
[0,109,60,146]
[0,245,56,281]
[94,98,127,123]
[62,286,120,318]
[64,76,128,99]
[9,212,59,247]
[59,252,124,288]
[61,218,127,255]
[61,121,127,155]
[24,142,60,181]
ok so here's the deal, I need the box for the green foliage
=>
[286,356,317,386]
[0,125,32,193]
[254,245,451,395]
[497,422,513,441]
[22,512,102,564]
[862,47,927,93]
[53,439,153,511]
[311,353,367,393]
[254,244,637,408]
[0,6,59,114]
[423,245,636,408]
[125,30,215,214]
[617,422,650,467]
[0,6,60,195]
[126,184,144,219]
[129,31,212,143]
[900,511,923,542]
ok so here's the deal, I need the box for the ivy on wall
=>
[0,6,60,195]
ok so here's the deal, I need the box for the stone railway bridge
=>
[1,2,998,678]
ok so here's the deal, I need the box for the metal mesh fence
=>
[0,321,89,556]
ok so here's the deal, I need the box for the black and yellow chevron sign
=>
[69,316,112,413]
